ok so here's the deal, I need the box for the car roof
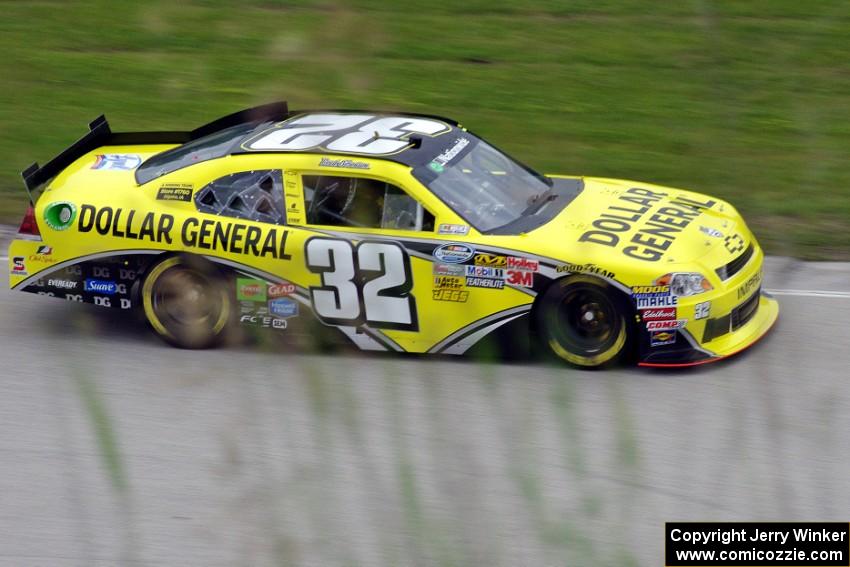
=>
[232,110,471,169]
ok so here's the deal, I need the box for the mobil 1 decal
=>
[578,187,716,262]
[305,237,418,331]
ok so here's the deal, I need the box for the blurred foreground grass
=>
[1,0,848,258]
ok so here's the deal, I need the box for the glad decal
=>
[578,188,716,262]
[77,205,292,260]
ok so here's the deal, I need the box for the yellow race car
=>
[8,102,778,368]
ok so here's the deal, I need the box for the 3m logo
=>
[474,254,506,267]
[506,270,533,287]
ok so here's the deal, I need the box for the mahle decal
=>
[44,202,77,231]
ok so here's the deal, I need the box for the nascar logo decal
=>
[433,243,474,264]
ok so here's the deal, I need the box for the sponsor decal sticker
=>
[556,262,615,279]
[433,243,474,264]
[428,137,469,173]
[465,276,505,289]
[433,289,469,302]
[319,157,370,169]
[237,278,267,301]
[724,233,746,254]
[437,224,469,235]
[91,154,142,171]
[269,298,299,318]
[474,253,507,267]
[434,275,464,290]
[737,270,761,300]
[36,246,53,255]
[43,201,77,231]
[641,307,677,321]
[268,282,296,297]
[74,205,292,260]
[156,183,194,202]
[84,279,118,294]
[646,319,687,331]
[506,256,539,272]
[506,269,534,288]
[433,263,466,276]
[11,256,27,275]
[465,265,504,279]
[632,285,678,308]
[48,279,77,289]
[239,314,288,329]
[578,187,717,262]
[699,225,723,238]
[650,330,677,347]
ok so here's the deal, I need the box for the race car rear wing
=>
[21,101,289,201]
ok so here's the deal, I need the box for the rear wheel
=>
[141,256,231,349]
[535,275,628,368]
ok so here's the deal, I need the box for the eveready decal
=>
[578,187,716,262]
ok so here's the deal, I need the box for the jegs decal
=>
[305,238,418,331]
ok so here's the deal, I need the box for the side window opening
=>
[303,175,434,231]
[194,170,286,224]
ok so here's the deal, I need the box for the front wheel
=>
[535,275,629,368]
[141,255,231,349]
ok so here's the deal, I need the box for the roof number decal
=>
[245,114,450,156]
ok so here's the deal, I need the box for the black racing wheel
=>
[535,275,629,368]
[141,255,231,349]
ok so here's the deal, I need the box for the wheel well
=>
[530,274,637,340]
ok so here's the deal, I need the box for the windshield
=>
[412,137,551,232]
[136,122,265,184]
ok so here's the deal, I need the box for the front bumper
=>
[637,238,778,367]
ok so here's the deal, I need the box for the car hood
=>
[531,176,750,271]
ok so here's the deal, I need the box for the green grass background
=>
[2,0,848,258]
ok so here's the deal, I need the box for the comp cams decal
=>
[578,187,717,262]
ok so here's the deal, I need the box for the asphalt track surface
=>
[2,230,849,565]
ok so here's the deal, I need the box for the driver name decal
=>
[578,188,716,262]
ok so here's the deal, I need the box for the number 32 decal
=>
[305,238,418,331]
